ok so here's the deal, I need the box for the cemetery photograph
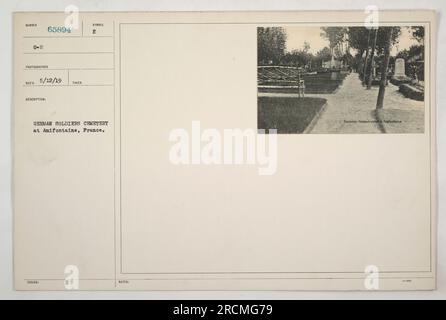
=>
[257,26,426,134]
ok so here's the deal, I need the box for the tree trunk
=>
[376,28,394,109]
[362,29,372,85]
[366,28,379,89]
[357,49,365,73]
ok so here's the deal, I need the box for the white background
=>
[1,0,444,299]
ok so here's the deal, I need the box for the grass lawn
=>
[303,72,348,93]
[258,97,327,134]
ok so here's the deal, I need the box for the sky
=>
[284,26,421,56]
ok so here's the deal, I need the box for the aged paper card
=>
[13,10,436,290]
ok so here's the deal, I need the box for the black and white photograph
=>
[257,26,426,134]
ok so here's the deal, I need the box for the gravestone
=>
[395,58,406,77]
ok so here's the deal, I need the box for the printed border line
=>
[25,275,435,281]
[117,21,433,278]
[113,20,117,288]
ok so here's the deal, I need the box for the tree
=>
[282,49,312,67]
[377,27,397,109]
[347,26,400,84]
[316,47,332,61]
[313,47,332,68]
[320,27,346,50]
[411,26,425,44]
[340,52,353,67]
[320,27,347,66]
[374,27,401,55]
[347,27,371,75]
[347,27,370,57]
[362,29,372,84]
[366,28,379,89]
[257,27,287,65]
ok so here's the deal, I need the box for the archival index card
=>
[13,10,437,290]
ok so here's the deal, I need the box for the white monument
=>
[395,58,406,77]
